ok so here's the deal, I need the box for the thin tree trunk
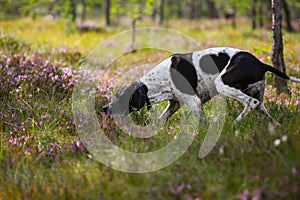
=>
[194,0,201,19]
[272,0,288,93]
[282,0,294,32]
[206,0,219,19]
[159,0,165,25]
[258,4,264,27]
[252,0,257,30]
[81,0,87,21]
[189,0,200,19]
[189,0,195,19]
[177,1,182,18]
[231,4,236,28]
[70,0,77,22]
[151,4,157,21]
[106,0,111,26]
[131,19,136,50]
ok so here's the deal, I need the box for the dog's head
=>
[102,81,151,117]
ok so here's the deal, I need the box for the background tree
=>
[282,0,294,32]
[70,0,77,22]
[271,0,288,93]
[1,0,300,32]
[258,2,264,28]
[188,0,201,19]
[80,0,87,21]
[252,0,257,30]
[159,0,165,24]
[206,0,219,19]
[106,0,111,26]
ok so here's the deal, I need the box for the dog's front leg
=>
[178,94,207,126]
[158,99,181,124]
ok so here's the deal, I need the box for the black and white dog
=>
[103,47,300,126]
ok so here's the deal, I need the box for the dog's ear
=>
[137,84,151,110]
[129,84,151,112]
[137,84,148,95]
[171,55,181,70]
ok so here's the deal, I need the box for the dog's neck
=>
[140,58,174,103]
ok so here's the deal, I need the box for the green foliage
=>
[111,0,155,21]
[0,33,30,53]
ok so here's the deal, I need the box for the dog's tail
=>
[262,64,300,83]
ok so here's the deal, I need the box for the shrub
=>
[0,48,77,147]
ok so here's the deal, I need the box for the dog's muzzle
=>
[102,103,128,117]
[102,104,111,115]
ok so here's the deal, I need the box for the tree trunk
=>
[159,0,165,25]
[282,0,294,32]
[131,19,136,50]
[189,0,195,19]
[70,0,77,22]
[151,5,157,21]
[195,0,201,19]
[189,0,200,19]
[81,0,87,21]
[177,1,182,18]
[105,0,111,26]
[258,3,264,27]
[272,0,288,93]
[252,0,257,30]
[206,0,219,19]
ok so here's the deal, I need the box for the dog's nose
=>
[102,105,109,113]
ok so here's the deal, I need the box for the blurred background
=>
[1,0,300,31]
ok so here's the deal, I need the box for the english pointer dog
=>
[103,47,300,126]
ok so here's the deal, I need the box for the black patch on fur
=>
[129,83,151,112]
[170,54,197,95]
[105,82,151,116]
[174,53,193,64]
[221,52,267,90]
[200,53,230,74]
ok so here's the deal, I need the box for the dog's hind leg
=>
[158,99,181,124]
[215,77,260,125]
[255,79,281,126]
[256,104,281,127]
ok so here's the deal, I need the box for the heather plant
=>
[0,35,79,160]
[0,52,75,97]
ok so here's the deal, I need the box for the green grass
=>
[0,17,300,199]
